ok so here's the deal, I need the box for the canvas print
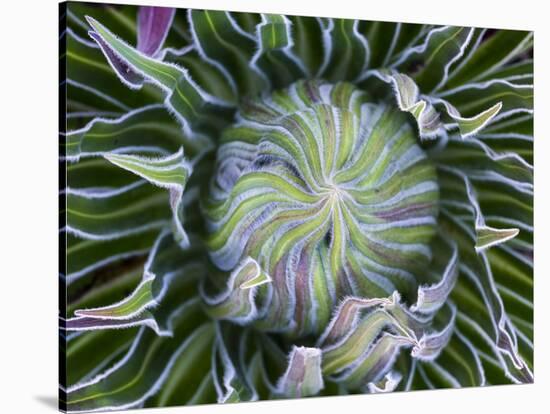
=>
[59,2,534,412]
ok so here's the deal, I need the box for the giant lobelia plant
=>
[60,2,533,412]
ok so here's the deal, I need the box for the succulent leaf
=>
[276,346,324,398]
[202,257,272,323]
[66,230,205,335]
[64,105,205,161]
[205,80,439,337]
[251,14,308,88]
[137,6,175,57]
[213,322,259,402]
[87,15,233,137]
[318,18,370,82]
[188,10,266,97]
[60,4,533,411]
[385,71,444,139]
[66,305,214,412]
[104,149,192,247]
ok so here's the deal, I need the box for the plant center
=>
[204,80,439,338]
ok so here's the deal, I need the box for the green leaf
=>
[161,47,237,104]
[65,105,208,162]
[66,329,138,387]
[455,310,527,385]
[439,100,502,138]
[146,339,216,407]
[288,16,324,76]
[188,10,266,96]
[276,346,324,398]
[67,2,137,42]
[213,322,259,403]
[478,59,533,84]
[410,304,456,361]
[444,30,533,89]
[438,169,532,383]
[86,15,233,137]
[317,297,393,347]
[202,257,271,324]
[445,167,523,251]
[318,18,370,82]
[385,71,444,139]
[66,231,203,334]
[415,329,485,388]
[407,26,474,92]
[69,280,156,328]
[332,333,413,389]
[66,230,154,284]
[319,291,455,390]
[66,178,169,241]
[411,238,459,314]
[250,14,308,89]
[480,111,533,144]
[66,302,214,412]
[389,24,433,62]
[67,266,143,315]
[105,148,192,248]
[361,21,402,68]
[436,80,533,117]
[65,29,160,130]
[383,71,505,139]
[476,226,520,252]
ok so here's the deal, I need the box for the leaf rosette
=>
[60,4,533,412]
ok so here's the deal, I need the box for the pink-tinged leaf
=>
[317,296,392,347]
[65,311,161,334]
[411,238,459,314]
[411,304,456,361]
[137,6,175,57]
[367,370,403,393]
[88,31,143,88]
[276,346,324,398]
[201,257,272,325]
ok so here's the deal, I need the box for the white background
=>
[0,0,547,413]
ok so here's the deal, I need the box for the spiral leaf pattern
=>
[204,80,440,337]
[60,5,533,408]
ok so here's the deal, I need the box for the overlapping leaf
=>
[250,14,308,89]
[201,257,272,324]
[86,15,233,137]
[66,230,204,334]
[104,149,192,247]
[62,5,534,411]
[66,303,214,412]
[318,18,370,82]
[188,10,266,97]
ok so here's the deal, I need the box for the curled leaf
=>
[411,238,459,314]
[441,100,502,138]
[367,370,403,393]
[105,148,192,248]
[250,14,308,88]
[137,6,175,57]
[460,169,521,251]
[276,346,324,398]
[317,296,393,347]
[388,72,444,139]
[65,230,198,335]
[475,226,520,252]
[86,15,232,137]
[411,304,456,361]
[202,257,272,324]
